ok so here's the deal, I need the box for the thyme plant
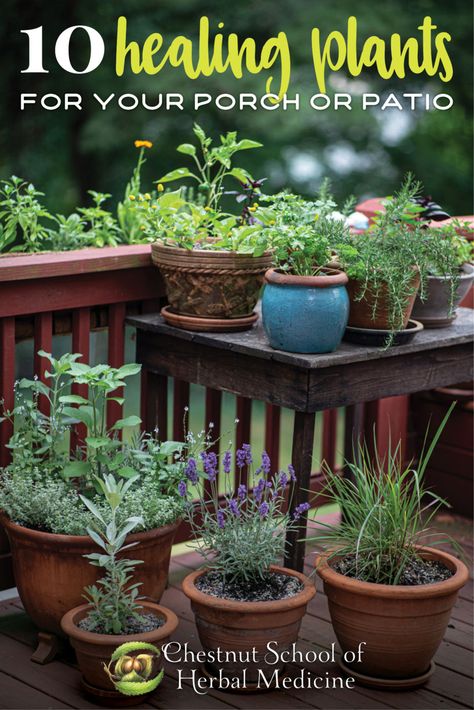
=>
[309,403,459,585]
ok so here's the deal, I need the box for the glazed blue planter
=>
[262,268,349,354]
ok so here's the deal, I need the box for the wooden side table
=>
[128,308,473,571]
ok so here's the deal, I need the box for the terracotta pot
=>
[61,601,178,700]
[151,242,273,320]
[1,513,180,635]
[182,565,315,685]
[316,546,469,681]
[412,263,474,328]
[347,270,421,330]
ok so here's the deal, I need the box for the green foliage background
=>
[1,0,472,215]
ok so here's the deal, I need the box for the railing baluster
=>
[322,409,338,471]
[265,404,281,471]
[34,312,52,415]
[205,388,222,452]
[235,397,252,489]
[107,303,126,431]
[0,317,15,468]
[142,371,168,440]
[173,380,190,441]
[71,307,90,452]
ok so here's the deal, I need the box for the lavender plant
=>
[178,443,308,584]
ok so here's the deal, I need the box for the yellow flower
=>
[140,225,146,230]
[138,195,144,201]
[151,204,157,209]
[270,219,276,225]
[144,193,151,200]
[134,140,153,149]
[248,206,256,213]
[204,206,211,212]
[129,195,136,201]
[252,202,259,208]
[157,183,164,192]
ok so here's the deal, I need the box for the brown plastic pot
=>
[61,601,178,700]
[347,270,421,330]
[1,513,180,635]
[182,565,315,685]
[151,242,273,320]
[316,546,469,681]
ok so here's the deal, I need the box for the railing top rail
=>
[0,245,152,282]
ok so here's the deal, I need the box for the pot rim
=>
[265,267,348,288]
[0,511,181,547]
[182,564,315,613]
[426,262,474,281]
[61,601,178,645]
[315,546,469,599]
[152,240,273,259]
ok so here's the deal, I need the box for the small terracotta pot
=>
[151,242,273,321]
[1,513,180,635]
[182,565,315,685]
[347,270,421,330]
[316,546,469,681]
[61,601,178,698]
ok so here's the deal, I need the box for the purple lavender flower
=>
[236,443,252,468]
[217,510,226,528]
[184,457,198,484]
[223,450,232,475]
[258,501,270,518]
[228,498,240,517]
[293,502,310,520]
[178,480,187,497]
[279,471,289,488]
[200,451,218,482]
[261,451,271,475]
[253,478,265,503]
[237,484,247,500]
[288,464,296,482]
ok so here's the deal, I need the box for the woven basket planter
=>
[151,242,273,320]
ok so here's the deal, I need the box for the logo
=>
[104,641,164,697]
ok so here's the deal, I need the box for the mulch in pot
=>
[333,554,454,585]
[78,612,165,635]
[195,570,303,602]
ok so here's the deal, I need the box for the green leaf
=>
[111,415,142,430]
[118,465,139,479]
[157,168,199,183]
[227,168,251,183]
[234,139,263,151]
[85,436,112,449]
[176,143,197,157]
[117,363,141,378]
[59,394,89,405]
[62,461,90,479]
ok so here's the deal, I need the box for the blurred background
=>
[1,0,472,216]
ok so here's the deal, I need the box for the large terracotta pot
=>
[151,242,273,320]
[61,601,178,702]
[316,547,469,682]
[1,513,180,635]
[182,565,315,685]
[347,270,420,330]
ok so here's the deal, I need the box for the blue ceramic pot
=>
[262,268,349,354]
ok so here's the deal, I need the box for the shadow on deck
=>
[0,515,472,710]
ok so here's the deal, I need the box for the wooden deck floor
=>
[0,516,472,710]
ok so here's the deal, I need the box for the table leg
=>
[343,403,366,478]
[284,410,316,572]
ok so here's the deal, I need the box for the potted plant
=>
[134,124,273,331]
[61,473,178,703]
[411,222,474,327]
[311,404,469,689]
[257,187,351,353]
[179,444,315,688]
[0,351,184,645]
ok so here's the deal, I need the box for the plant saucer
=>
[343,319,424,347]
[161,306,258,332]
[338,659,435,690]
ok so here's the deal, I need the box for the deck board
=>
[0,520,472,710]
